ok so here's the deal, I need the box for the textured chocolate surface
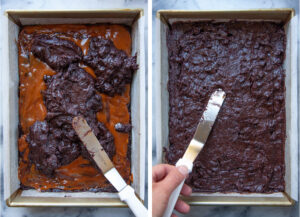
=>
[18,25,135,192]
[166,21,286,193]
[27,63,115,176]
[115,123,132,133]
[83,37,138,96]
[32,34,83,71]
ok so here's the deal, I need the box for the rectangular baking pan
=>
[155,9,298,206]
[3,9,145,207]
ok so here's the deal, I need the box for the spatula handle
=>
[162,158,193,217]
[162,179,185,217]
[119,185,148,217]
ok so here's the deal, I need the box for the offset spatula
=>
[163,89,226,217]
[72,116,148,217]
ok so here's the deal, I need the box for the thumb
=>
[160,166,189,195]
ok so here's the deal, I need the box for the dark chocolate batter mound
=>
[31,34,83,71]
[166,21,286,193]
[27,63,115,177]
[115,123,132,133]
[83,37,138,96]
[43,64,102,120]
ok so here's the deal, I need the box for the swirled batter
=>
[167,21,286,193]
[18,24,136,192]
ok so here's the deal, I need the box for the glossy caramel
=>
[18,24,132,191]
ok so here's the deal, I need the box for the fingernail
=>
[177,166,189,177]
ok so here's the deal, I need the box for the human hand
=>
[152,164,192,217]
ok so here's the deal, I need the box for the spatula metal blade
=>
[183,89,226,163]
[72,116,114,174]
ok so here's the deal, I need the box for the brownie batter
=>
[32,34,83,71]
[83,37,138,96]
[166,21,286,193]
[27,63,115,177]
[115,123,132,133]
[18,25,136,192]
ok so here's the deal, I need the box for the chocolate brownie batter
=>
[166,21,286,193]
[32,34,83,71]
[84,37,138,96]
[115,123,132,133]
[18,24,136,192]
[27,63,115,177]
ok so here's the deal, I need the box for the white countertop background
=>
[0,0,299,216]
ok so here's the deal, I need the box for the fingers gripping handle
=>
[119,185,148,217]
[162,158,193,217]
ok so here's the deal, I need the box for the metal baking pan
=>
[3,9,145,207]
[155,9,298,206]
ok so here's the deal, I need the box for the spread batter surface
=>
[166,21,286,193]
[18,24,137,192]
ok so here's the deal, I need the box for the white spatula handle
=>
[162,158,193,217]
[119,185,148,217]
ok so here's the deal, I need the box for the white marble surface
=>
[152,0,299,217]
